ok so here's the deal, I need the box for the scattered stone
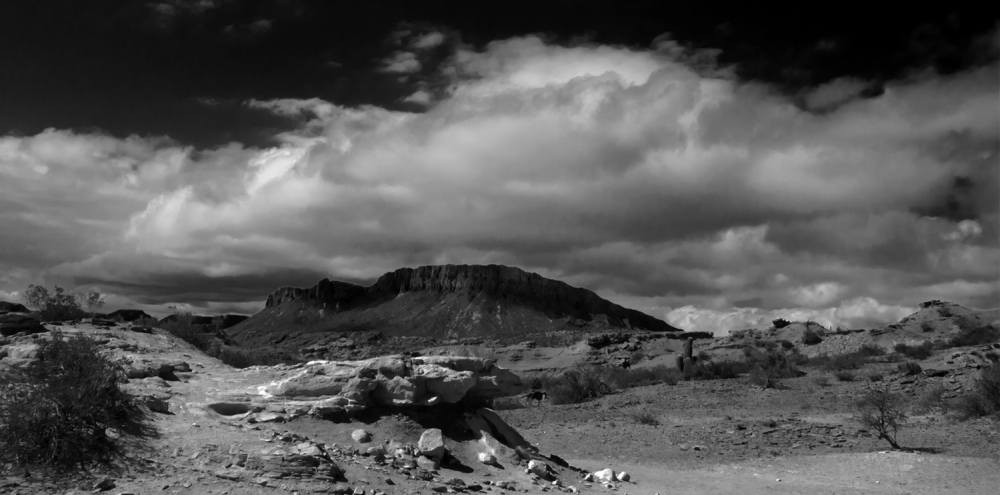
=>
[418,428,446,460]
[593,469,615,483]
[92,478,115,491]
[616,471,630,482]
[417,455,438,471]
[352,429,372,443]
[478,452,497,465]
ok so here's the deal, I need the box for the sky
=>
[1,1,998,334]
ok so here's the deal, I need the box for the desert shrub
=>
[21,284,104,322]
[491,396,527,411]
[834,370,855,382]
[546,366,612,405]
[602,365,680,389]
[920,321,934,332]
[937,307,953,318]
[856,382,907,449]
[985,351,999,363]
[894,342,934,360]
[913,384,950,415]
[746,348,801,384]
[772,318,791,329]
[857,344,886,357]
[161,312,213,349]
[631,410,660,426]
[808,350,869,371]
[811,375,830,387]
[697,350,712,362]
[802,329,823,345]
[948,326,1000,348]
[0,330,145,467]
[691,360,750,380]
[954,364,1000,420]
[867,372,884,382]
[779,340,795,350]
[897,361,922,376]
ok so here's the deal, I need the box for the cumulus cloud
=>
[382,51,421,73]
[666,297,916,335]
[803,77,870,110]
[0,35,997,320]
[412,31,445,50]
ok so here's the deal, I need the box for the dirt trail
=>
[569,452,1000,495]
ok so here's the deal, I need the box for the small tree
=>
[22,284,104,321]
[856,382,907,450]
[772,318,791,329]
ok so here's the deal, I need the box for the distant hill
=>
[158,313,249,329]
[104,309,152,322]
[0,301,29,314]
[229,264,681,348]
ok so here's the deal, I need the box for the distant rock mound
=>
[105,309,152,321]
[0,301,29,314]
[231,264,681,349]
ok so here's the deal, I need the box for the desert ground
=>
[1,301,999,495]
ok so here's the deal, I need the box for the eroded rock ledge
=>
[251,355,526,419]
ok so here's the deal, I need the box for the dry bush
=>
[955,364,1000,420]
[544,366,612,405]
[603,365,680,389]
[913,384,950,415]
[948,326,1000,348]
[834,370,855,382]
[897,361,922,376]
[21,284,99,322]
[631,410,660,426]
[894,342,934,360]
[856,382,907,450]
[801,329,823,345]
[691,360,750,380]
[0,330,148,467]
[811,375,831,387]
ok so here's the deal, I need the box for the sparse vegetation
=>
[21,284,105,322]
[811,375,830,387]
[948,326,1000,348]
[779,340,794,350]
[920,321,935,332]
[603,365,681,389]
[894,342,934,360]
[545,366,613,405]
[955,364,1000,420]
[801,329,823,345]
[913,384,950,416]
[834,370,855,381]
[856,382,907,450]
[690,360,750,380]
[0,330,147,467]
[772,318,791,329]
[897,361,922,376]
[631,410,660,426]
[866,372,884,382]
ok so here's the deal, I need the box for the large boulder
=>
[0,314,46,336]
[418,428,446,461]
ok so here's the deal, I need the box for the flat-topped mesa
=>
[265,278,366,308]
[260,264,677,333]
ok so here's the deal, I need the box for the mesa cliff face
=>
[234,264,680,348]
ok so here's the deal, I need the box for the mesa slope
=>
[229,264,680,349]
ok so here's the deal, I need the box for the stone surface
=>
[261,355,525,409]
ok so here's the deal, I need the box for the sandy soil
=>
[2,322,998,495]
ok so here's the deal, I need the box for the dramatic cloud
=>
[1,35,997,329]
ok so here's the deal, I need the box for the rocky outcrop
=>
[258,355,524,417]
[0,313,47,336]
